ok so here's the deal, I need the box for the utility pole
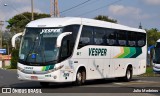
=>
[31,0,34,20]
[50,0,60,17]
[0,21,4,49]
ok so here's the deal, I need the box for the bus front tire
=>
[75,70,86,86]
[40,82,49,87]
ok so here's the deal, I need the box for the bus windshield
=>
[154,42,160,64]
[19,27,63,65]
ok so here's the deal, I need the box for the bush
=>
[11,49,19,69]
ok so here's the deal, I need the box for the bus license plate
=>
[31,76,38,80]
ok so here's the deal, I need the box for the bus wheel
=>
[40,82,49,87]
[124,67,132,82]
[75,70,86,86]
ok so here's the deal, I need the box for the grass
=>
[2,66,12,69]
[140,66,160,77]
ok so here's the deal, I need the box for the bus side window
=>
[78,26,93,49]
[60,40,68,59]
[94,27,105,45]
[117,30,127,46]
[59,25,80,62]
[105,29,117,46]
[137,33,146,47]
[127,31,136,47]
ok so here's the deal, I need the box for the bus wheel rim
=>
[127,70,131,79]
[77,72,82,81]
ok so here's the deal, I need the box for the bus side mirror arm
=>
[12,32,23,48]
[56,32,72,47]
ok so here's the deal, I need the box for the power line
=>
[4,4,30,21]
[60,0,92,14]
[76,0,123,16]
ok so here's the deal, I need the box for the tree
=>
[2,30,13,55]
[146,28,160,47]
[146,28,160,66]
[11,49,19,69]
[94,15,117,23]
[7,12,50,33]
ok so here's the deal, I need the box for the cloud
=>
[143,0,160,5]
[17,6,42,13]
[6,0,30,4]
[0,6,42,20]
[108,5,150,19]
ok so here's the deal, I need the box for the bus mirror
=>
[56,32,72,47]
[12,32,23,48]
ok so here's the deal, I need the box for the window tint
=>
[137,33,146,47]
[59,25,80,62]
[77,25,146,48]
[128,31,136,47]
[63,25,80,41]
[78,26,93,49]
[60,40,68,58]
[117,30,127,46]
[156,42,160,48]
[94,27,105,45]
[106,29,117,45]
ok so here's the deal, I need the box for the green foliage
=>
[146,28,160,47]
[11,49,19,69]
[141,66,160,77]
[2,30,13,55]
[94,15,117,23]
[7,12,50,33]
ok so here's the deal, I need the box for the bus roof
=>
[157,39,160,42]
[26,17,145,33]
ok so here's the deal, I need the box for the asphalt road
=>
[0,68,160,96]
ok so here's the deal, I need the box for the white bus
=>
[153,39,160,74]
[13,17,147,87]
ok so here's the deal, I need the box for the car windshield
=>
[154,42,160,64]
[19,27,63,65]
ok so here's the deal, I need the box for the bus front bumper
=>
[17,70,62,82]
[153,67,160,74]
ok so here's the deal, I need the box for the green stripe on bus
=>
[130,47,142,58]
[125,47,136,58]
[116,47,142,58]
[118,47,130,58]
[42,65,55,71]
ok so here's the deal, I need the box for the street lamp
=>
[4,4,30,21]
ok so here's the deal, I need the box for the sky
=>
[0,0,159,30]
